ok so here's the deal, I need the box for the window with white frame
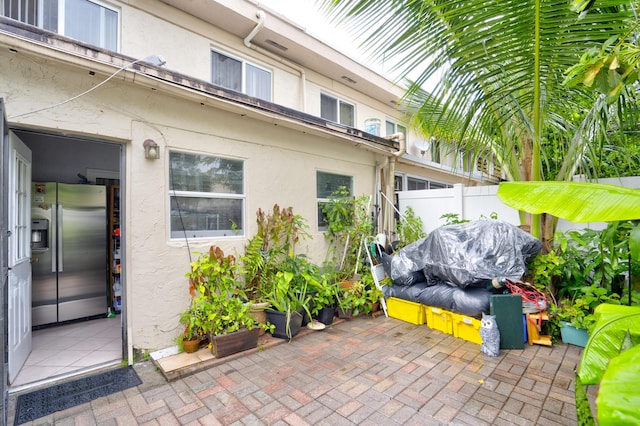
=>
[385,119,407,138]
[317,171,353,229]
[2,0,119,51]
[211,49,272,101]
[395,173,453,191]
[169,151,245,238]
[320,93,355,127]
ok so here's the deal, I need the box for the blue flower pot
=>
[560,321,589,347]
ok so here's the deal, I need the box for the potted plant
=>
[264,271,307,339]
[322,187,372,283]
[176,303,208,353]
[307,272,340,325]
[553,284,620,347]
[185,245,272,358]
[241,204,311,304]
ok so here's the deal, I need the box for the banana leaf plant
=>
[497,180,639,425]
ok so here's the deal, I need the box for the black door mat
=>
[14,366,142,425]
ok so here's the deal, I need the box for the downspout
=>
[243,10,265,48]
[383,133,406,240]
[243,10,307,111]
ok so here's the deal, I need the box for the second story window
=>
[321,93,355,127]
[211,49,272,102]
[385,119,407,138]
[2,0,119,51]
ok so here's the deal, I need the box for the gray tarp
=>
[384,219,542,288]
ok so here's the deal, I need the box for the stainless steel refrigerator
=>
[31,182,108,327]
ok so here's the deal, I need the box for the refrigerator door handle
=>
[57,203,63,272]
[51,204,57,273]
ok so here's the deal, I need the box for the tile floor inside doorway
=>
[10,316,122,389]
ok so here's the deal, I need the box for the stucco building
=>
[0,0,497,405]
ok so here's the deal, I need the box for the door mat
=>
[14,366,141,425]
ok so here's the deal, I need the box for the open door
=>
[6,112,32,383]
[1,98,8,424]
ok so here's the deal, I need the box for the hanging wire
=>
[8,54,166,119]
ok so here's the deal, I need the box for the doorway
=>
[9,129,124,390]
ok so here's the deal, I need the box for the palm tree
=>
[317,0,638,239]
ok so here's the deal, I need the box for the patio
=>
[8,314,587,425]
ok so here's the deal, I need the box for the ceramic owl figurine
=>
[480,313,500,357]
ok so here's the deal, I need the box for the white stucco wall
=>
[1,41,386,350]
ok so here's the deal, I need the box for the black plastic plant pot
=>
[314,306,335,326]
[266,309,303,339]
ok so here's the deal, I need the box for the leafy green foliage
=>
[395,207,426,249]
[322,187,372,280]
[556,222,635,297]
[318,0,638,239]
[440,213,469,226]
[181,246,270,343]
[529,250,565,301]
[241,204,311,302]
[554,285,620,331]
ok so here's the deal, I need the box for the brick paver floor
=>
[8,314,583,425]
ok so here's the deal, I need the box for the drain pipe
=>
[380,133,406,240]
[243,10,307,111]
[244,10,266,48]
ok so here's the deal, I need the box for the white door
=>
[7,130,32,384]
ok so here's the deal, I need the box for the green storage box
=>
[490,294,524,349]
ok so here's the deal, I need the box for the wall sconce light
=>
[143,139,160,160]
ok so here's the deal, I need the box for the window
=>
[211,49,272,101]
[395,173,453,191]
[317,171,353,229]
[2,0,119,51]
[321,93,355,127]
[407,176,429,191]
[385,119,407,139]
[169,151,244,238]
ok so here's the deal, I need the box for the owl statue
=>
[480,313,500,357]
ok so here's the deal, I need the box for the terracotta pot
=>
[250,302,270,336]
[182,338,201,353]
[210,328,260,358]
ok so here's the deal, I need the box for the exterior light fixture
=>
[143,139,160,160]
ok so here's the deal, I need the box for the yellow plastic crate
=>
[426,306,453,335]
[452,313,482,344]
[386,297,426,325]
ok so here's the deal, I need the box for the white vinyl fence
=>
[397,177,640,235]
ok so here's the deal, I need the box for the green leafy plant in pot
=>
[322,187,373,283]
[498,181,639,425]
[307,272,340,325]
[176,303,208,353]
[264,270,313,340]
[185,246,272,358]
